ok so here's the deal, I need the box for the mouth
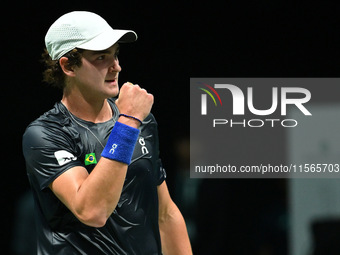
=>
[105,78,117,85]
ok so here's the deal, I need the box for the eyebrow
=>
[90,45,120,55]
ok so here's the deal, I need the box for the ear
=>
[59,57,76,77]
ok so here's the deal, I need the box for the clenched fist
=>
[115,82,154,127]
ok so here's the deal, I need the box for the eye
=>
[114,50,120,60]
[97,55,106,60]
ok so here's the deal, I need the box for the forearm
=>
[74,158,128,226]
[159,202,192,255]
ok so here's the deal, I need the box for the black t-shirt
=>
[22,99,166,255]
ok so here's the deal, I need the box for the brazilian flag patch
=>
[85,153,97,165]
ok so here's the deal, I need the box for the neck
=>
[61,92,112,123]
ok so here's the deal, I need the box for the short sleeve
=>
[23,124,83,190]
[156,159,167,186]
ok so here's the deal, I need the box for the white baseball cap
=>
[45,11,137,60]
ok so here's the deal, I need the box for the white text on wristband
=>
[101,122,140,164]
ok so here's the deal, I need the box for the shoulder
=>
[139,113,159,136]
[23,102,77,150]
[29,102,71,126]
[144,112,157,124]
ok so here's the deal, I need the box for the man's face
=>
[73,43,121,99]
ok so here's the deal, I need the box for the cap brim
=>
[77,29,137,51]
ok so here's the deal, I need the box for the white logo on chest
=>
[139,137,149,155]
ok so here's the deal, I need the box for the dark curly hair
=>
[41,48,84,90]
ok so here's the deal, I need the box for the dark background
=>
[2,1,340,254]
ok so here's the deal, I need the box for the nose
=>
[109,58,121,73]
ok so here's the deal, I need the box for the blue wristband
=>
[101,122,140,164]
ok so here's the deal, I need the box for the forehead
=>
[83,43,119,56]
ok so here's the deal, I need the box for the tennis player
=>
[22,11,192,254]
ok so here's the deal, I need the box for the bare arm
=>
[50,157,128,227]
[158,181,192,255]
[49,83,153,227]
